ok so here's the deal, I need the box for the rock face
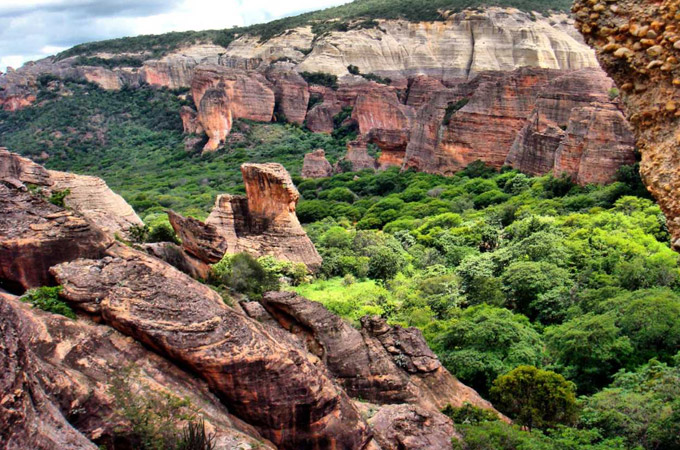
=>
[0,292,273,450]
[573,0,680,246]
[191,65,275,151]
[51,244,371,450]
[301,149,333,178]
[167,210,227,263]
[142,241,212,281]
[505,69,636,183]
[0,148,144,239]
[368,404,457,450]
[259,292,499,414]
[266,65,310,125]
[402,67,636,182]
[338,138,378,172]
[0,183,112,292]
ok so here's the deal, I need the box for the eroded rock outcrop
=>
[368,404,457,450]
[0,292,273,450]
[337,138,378,172]
[258,292,498,415]
[573,0,680,246]
[301,149,334,178]
[505,69,636,183]
[51,244,371,450]
[0,148,144,239]
[191,66,275,151]
[266,65,310,125]
[0,183,112,292]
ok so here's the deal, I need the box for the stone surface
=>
[47,170,145,239]
[179,105,204,134]
[337,138,378,172]
[573,0,680,247]
[168,210,228,264]
[0,291,273,450]
[0,149,144,239]
[259,292,499,414]
[505,69,636,182]
[51,244,371,450]
[191,65,275,151]
[266,65,310,125]
[368,404,457,450]
[302,149,334,178]
[142,241,212,280]
[0,184,112,292]
[205,163,323,270]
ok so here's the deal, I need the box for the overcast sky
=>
[0,0,350,72]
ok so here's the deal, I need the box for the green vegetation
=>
[347,65,392,84]
[443,98,470,125]
[48,188,70,207]
[108,366,214,450]
[21,286,76,319]
[54,0,571,61]
[300,71,339,89]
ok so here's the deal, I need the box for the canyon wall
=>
[573,0,680,246]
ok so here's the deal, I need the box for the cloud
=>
[0,0,349,72]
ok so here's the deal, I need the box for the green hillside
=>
[56,0,571,60]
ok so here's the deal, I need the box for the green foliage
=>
[443,98,469,125]
[21,286,76,319]
[436,305,545,395]
[108,365,206,450]
[74,56,145,68]
[210,253,280,299]
[491,365,578,431]
[442,402,499,425]
[300,72,339,89]
[48,188,70,207]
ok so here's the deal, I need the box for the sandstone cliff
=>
[573,0,680,246]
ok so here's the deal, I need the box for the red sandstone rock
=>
[142,241,212,280]
[168,210,227,263]
[337,138,378,172]
[191,65,275,151]
[51,244,371,450]
[179,105,204,134]
[266,66,310,125]
[505,69,636,182]
[0,293,273,450]
[368,404,457,450]
[302,149,334,178]
[0,184,112,292]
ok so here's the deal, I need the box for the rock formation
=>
[52,243,372,450]
[191,66,275,152]
[0,183,112,292]
[266,65,310,125]
[142,241,212,281]
[0,148,144,239]
[169,163,323,270]
[301,149,334,178]
[367,404,457,450]
[573,0,680,246]
[0,292,274,450]
[337,138,378,172]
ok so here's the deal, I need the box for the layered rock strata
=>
[169,163,322,270]
[0,148,144,239]
[301,149,334,178]
[0,292,273,450]
[51,244,371,450]
[573,0,680,246]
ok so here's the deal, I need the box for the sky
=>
[0,0,350,72]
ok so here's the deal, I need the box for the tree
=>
[436,305,544,395]
[501,261,572,319]
[490,365,578,431]
[367,245,404,281]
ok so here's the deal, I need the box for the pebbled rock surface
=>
[0,184,112,292]
[0,292,274,450]
[51,243,371,450]
[301,149,334,179]
[573,0,680,246]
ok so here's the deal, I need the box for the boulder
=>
[141,241,212,280]
[0,184,112,292]
[51,244,371,450]
[179,105,204,134]
[0,147,52,186]
[301,149,334,179]
[167,210,227,264]
[368,404,457,450]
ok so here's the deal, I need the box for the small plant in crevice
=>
[48,188,71,207]
[442,98,470,125]
[21,286,76,319]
